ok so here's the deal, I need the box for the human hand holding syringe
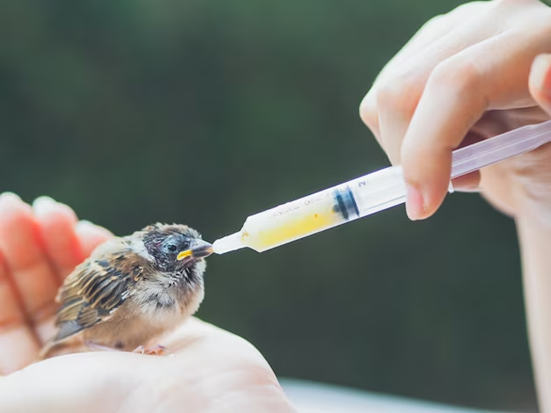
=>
[358,0,551,410]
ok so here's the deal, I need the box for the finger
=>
[529,53,551,115]
[0,193,59,337]
[359,13,450,141]
[373,5,508,165]
[33,197,83,282]
[0,250,38,373]
[360,2,487,148]
[451,173,481,193]
[401,27,547,219]
[75,220,113,258]
[376,84,420,165]
[373,1,487,85]
[360,15,449,142]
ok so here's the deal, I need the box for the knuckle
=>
[417,13,445,34]
[452,1,487,16]
[429,58,481,97]
[375,77,421,119]
[359,93,379,130]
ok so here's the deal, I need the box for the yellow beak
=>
[177,240,214,261]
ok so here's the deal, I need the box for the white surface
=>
[280,379,515,413]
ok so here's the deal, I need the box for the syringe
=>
[213,120,551,254]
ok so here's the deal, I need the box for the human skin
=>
[0,193,296,413]
[359,0,551,409]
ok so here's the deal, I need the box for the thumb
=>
[529,54,551,115]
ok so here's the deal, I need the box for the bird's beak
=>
[177,240,214,261]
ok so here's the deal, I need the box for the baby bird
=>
[40,223,213,358]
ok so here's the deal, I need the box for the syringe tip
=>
[212,232,245,254]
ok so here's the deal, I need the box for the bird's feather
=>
[51,239,150,343]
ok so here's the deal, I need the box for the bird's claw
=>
[132,344,168,356]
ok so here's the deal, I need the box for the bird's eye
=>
[167,244,177,252]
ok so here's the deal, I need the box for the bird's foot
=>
[132,344,168,356]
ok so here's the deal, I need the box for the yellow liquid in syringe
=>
[243,206,339,252]
[213,188,356,253]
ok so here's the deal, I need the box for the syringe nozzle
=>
[212,232,245,254]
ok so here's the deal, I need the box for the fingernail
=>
[531,54,551,97]
[32,196,57,216]
[406,184,425,221]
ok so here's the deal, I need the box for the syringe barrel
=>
[240,166,406,252]
[344,166,406,217]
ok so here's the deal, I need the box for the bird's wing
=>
[52,239,149,343]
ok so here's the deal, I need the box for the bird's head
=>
[140,223,213,279]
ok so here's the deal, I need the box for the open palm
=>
[0,193,295,413]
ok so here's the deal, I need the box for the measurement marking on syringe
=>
[266,195,328,219]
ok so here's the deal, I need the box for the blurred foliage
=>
[0,0,537,411]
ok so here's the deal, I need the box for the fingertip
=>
[0,192,22,203]
[401,143,451,220]
[75,220,113,256]
[0,193,35,236]
[33,197,82,278]
[33,196,78,224]
[32,196,56,213]
[529,53,551,114]
[405,183,444,221]
[0,192,30,214]
[405,184,425,221]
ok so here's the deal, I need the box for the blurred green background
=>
[0,1,537,411]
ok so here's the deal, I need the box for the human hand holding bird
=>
[0,193,296,413]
